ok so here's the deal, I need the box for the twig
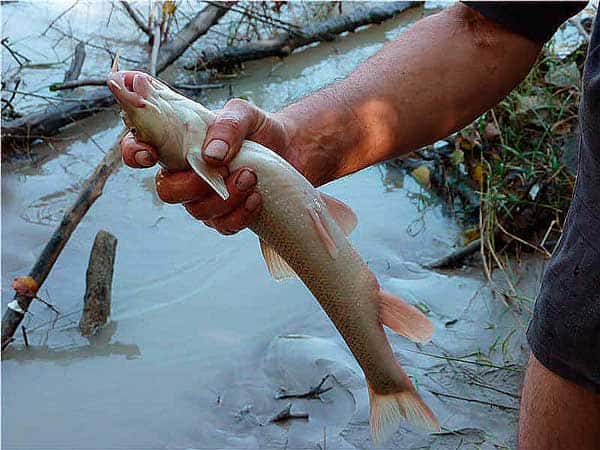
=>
[424,239,481,269]
[1,37,31,66]
[276,374,334,400]
[34,295,61,315]
[119,0,152,37]
[269,403,309,423]
[429,390,518,411]
[50,77,106,91]
[41,0,79,36]
[1,78,21,113]
[173,82,225,91]
[407,349,524,372]
[21,326,29,348]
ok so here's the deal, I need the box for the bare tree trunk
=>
[187,2,418,71]
[79,231,117,336]
[2,2,232,154]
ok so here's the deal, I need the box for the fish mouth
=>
[107,58,152,108]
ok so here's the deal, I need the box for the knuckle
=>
[215,115,242,132]
[224,97,250,111]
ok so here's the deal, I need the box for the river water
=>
[2,2,541,449]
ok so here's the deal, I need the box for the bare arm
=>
[275,3,542,185]
[121,3,542,233]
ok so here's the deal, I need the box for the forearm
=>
[277,4,542,186]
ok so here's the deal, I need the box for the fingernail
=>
[135,150,154,167]
[244,192,261,212]
[204,139,229,161]
[236,169,257,192]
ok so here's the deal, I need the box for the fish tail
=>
[368,382,440,444]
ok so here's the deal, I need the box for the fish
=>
[107,57,440,444]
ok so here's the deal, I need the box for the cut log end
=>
[79,230,117,336]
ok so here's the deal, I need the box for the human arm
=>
[122,3,546,231]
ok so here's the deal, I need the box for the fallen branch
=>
[424,239,482,270]
[186,1,418,72]
[1,140,122,350]
[50,77,105,91]
[79,230,117,336]
[2,2,232,154]
[270,403,309,423]
[276,374,334,400]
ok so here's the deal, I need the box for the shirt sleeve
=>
[464,1,588,44]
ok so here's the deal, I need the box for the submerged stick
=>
[424,239,482,269]
[79,230,118,336]
[187,1,418,71]
[270,403,309,423]
[1,141,122,350]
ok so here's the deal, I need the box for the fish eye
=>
[130,127,137,136]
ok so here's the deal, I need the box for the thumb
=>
[202,98,266,165]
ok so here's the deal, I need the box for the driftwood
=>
[1,141,122,350]
[79,230,117,336]
[186,1,418,71]
[424,239,482,270]
[2,2,232,154]
[63,41,86,83]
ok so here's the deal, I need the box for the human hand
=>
[120,98,293,235]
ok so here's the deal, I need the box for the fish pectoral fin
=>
[186,146,229,200]
[259,239,298,281]
[378,290,434,343]
[309,207,339,259]
[368,383,440,444]
[320,193,357,236]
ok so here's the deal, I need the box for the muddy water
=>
[3,3,539,449]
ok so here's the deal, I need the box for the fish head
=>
[107,56,212,170]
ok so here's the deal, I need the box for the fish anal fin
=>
[320,193,357,236]
[378,290,434,343]
[259,239,297,281]
[368,383,440,444]
[309,208,339,259]
[186,146,229,200]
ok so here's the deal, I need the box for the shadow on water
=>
[2,322,141,364]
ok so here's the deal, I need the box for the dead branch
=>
[187,1,417,71]
[50,77,106,91]
[119,0,152,38]
[2,2,232,154]
[41,0,80,36]
[64,41,86,83]
[424,239,482,270]
[276,374,334,400]
[1,139,123,350]
[79,230,117,336]
[270,403,309,423]
[1,37,31,67]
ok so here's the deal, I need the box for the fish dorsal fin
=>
[186,145,229,200]
[259,239,298,281]
[320,193,357,236]
[309,207,339,259]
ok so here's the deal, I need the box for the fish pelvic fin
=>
[320,192,357,236]
[186,146,229,200]
[378,289,434,343]
[259,239,297,281]
[368,383,440,444]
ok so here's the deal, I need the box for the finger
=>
[208,192,262,235]
[184,168,257,221]
[121,132,159,168]
[202,98,266,165]
[155,168,226,204]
